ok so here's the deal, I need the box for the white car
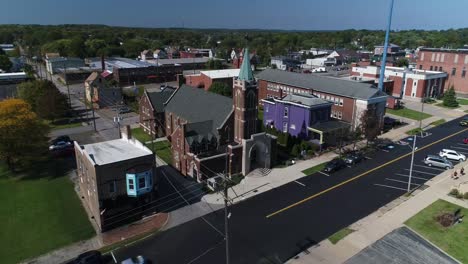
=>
[439,149,466,161]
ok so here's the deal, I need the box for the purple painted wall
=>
[263,101,331,139]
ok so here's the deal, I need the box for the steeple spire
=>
[238,48,254,82]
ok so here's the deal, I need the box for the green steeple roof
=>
[238,48,254,81]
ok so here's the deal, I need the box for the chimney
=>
[123,125,132,140]
[101,55,105,72]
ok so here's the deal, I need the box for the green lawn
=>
[146,140,172,165]
[386,108,432,121]
[435,102,460,109]
[406,127,424,135]
[328,228,355,244]
[45,119,83,130]
[131,127,153,143]
[301,162,326,175]
[430,119,446,127]
[0,162,95,264]
[457,98,468,105]
[405,199,468,263]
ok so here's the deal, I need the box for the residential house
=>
[231,48,258,70]
[165,49,276,179]
[74,127,157,232]
[85,72,122,109]
[270,56,301,71]
[139,86,177,137]
[257,69,388,131]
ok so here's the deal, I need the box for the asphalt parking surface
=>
[112,116,468,264]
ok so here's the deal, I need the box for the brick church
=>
[164,49,276,180]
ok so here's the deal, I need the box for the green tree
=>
[0,48,5,55]
[291,144,301,157]
[17,80,69,120]
[396,58,409,67]
[443,86,459,107]
[209,82,232,97]
[360,109,381,144]
[205,59,223,70]
[0,99,49,171]
[0,55,12,72]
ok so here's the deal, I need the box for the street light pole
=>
[407,134,417,192]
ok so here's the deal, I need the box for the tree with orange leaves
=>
[0,99,49,171]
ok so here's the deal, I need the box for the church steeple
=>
[238,48,254,82]
[233,48,258,143]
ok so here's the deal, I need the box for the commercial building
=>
[351,65,447,100]
[184,69,240,90]
[146,57,214,72]
[45,57,85,74]
[139,86,177,137]
[417,48,468,96]
[0,72,31,100]
[256,69,388,131]
[164,49,276,179]
[270,56,302,71]
[74,128,157,232]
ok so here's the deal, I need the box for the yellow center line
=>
[266,127,468,219]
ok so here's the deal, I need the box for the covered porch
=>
[308,121,351,146]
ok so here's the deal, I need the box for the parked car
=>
[439,149,466,161]
[49,141,73,151]
[375,140,396,151]
[344,152,365,165]
[118,106,132,114]
[121,255,145,264]
[51,135,72,145]
[68,250,102,264]
[463,138,468,144]
[459,117,468,126]
[424,155,453,169]
[323,158,347,173]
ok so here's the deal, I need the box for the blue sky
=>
[0,0,467,30]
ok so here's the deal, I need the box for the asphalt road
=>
[113,116,468,264]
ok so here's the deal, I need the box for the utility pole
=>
[63,62,72,108]
[223,147,230,264]
[90,83,97,131]
[407,134,417,192]
[114,115,123,138]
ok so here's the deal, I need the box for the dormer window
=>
[284,107,289,118]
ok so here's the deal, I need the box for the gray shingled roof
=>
[146,87,176,113]
[164,85,233,136]
[280,93,330,107]
[256,69,387,100]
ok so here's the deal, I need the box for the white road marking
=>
[382,149,389,152]
[294,180,306,187]
[347,165,352,168]
[403,169,437,176]
[413,164,444,171]
[318,171,330,177]
[450,146,468,152]
[456,143,468,147]
[395,173,429,181]
[365,156,372,160]
[385,178,420,185]
[374,184,407,191]
[110,251,117,263]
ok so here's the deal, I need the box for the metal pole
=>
[224,181,230,264]
[378,0,395,91]
[90,83,97,131]
[64,62,72,108]
[407,134,416,192]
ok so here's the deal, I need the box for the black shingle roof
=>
[146,87,176,113]
[164,85,233,136]
[256,69,387,100]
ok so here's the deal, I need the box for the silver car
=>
[424,155,453,169]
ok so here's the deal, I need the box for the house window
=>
[465,55,468,64]
[441,54,445,62]
[338,112,342,119]
[435,53,440,62]
[420,52,424,61]
[128,179,134,190]
[339,99,343,106]
[463,67,466,78]
[290,124,296,130]
[431,53,435,62]
[333,111,337,118]
[109,181,116,193]
[419,65,422,70]
[284,107,288,118]
[429,66,433,71]
[334,98,338,105]
[138,177,146,189]
[414,81,417,87]
[265,105,269,112]
[455,54,459,63]
[283,122,288,132]
[177,138,180,147]
[452,67,457,76]
[439,66,442,71]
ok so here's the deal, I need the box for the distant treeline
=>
[1,24,468,65]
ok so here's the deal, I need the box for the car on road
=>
[49,140,73,151]
[374,139,396,151]
[439,149,466,161]
[323,158,347,173]
[424,155,453,169]
[121,255,145,264]
[67,250,102,264]
[460,117,468,126]
[118,106,132,114]
[51,135,72,145]
[344,152,365,165]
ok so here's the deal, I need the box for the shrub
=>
[456,193,464,199]
[464,192,468,199]
[443,86,459,107]
[291,144,301,157]
[449,189,459,196]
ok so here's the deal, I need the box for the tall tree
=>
[209,82,232,97]
[0,99,49,171]
[0,55,12,72]
[443,86,459,107]
[360,109,381,144]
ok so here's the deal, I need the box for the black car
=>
[344,152,365,165]
[68,250,102,264]
[118,106,132,114]
[51,135,72,145]
[323,158,347,173]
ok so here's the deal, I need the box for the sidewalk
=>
[287,159,468,264]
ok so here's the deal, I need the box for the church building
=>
[164,49,276,180]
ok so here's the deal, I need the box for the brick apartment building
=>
[417,48,468,96]
[139,86,177,137]
[74,128,156,232]
[164,49,276,180]
[184,69,240,90]
[351,65,447,100]
[256,69,388,130]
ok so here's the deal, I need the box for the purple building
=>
[262,93,333,139]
